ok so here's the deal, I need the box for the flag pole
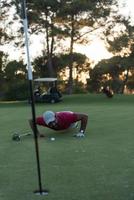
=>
[21,0,48,195]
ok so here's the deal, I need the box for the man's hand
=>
[73,131,85,138]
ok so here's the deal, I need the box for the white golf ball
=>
[51,137,55,141]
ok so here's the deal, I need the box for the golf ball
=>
[50,137,55,141]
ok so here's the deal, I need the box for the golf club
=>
[12,132,32,141]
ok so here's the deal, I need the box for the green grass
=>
[0,94,134,200]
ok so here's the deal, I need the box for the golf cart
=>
[33,78,62,103]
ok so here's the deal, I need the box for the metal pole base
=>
[34,189,49,196]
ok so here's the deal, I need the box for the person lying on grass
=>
[29,110,88,138]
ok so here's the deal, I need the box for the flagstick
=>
[21,0,48,195]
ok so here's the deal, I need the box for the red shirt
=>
[36,111,78,130]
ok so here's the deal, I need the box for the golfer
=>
[29,111,88,137]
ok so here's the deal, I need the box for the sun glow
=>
[74,38,113,65]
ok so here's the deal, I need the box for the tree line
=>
[0,0,134,100]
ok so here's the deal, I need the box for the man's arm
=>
[75,113,88,134]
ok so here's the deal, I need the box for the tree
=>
[32,52,90,87]
[0,51,8,98]
[0,0,14,93]
[13,0,120,94]
[104,17,134,93]
[3,0,129,96]
[1,0,23,49]
[87,13,134,94]
[13,0,63,77]
[3,60,28,100]
[0,1,11,45]
[54,0,120,93]
[89,54,134,93]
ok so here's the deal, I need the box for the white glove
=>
[74,131,85,138]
